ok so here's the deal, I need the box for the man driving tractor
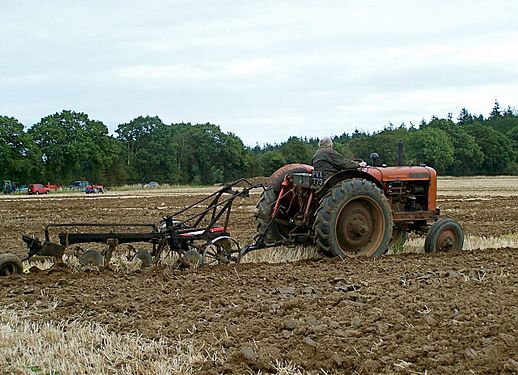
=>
[311,136,366,179]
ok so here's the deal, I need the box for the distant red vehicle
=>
[85,183,105,194]
[28,184,50,195]
[45,183,62,191]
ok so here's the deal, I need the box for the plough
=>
[1,179,280,275]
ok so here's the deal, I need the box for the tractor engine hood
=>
[364,165,437,183]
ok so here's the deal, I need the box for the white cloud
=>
[230,58,274,75]
[117,64,213,81]
[1,0,518,144]
[117,57,275,83]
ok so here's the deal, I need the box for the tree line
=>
[1,101,516,186]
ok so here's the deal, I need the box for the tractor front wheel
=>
[0,253,23,276]
[314,179,393,258]
[424,218,464,253]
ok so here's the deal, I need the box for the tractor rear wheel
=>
[256,188,285,242]
[256,164,312,243]
[424,218,464,253]
[0,253,23,276]
[314,178,393,258]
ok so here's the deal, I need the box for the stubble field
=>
[0,177,517,374]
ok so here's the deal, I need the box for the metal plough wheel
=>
[0,253,23,276]
[80,249,103,267]
[133,250,153,268]
[201,237,241,266]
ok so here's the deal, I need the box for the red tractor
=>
[251,153,464,258]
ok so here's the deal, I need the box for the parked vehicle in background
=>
[144,181,159,188]
[45,183,62,191]
[28,184,50,195]
[1,180,15,194]
[15,184,28,194]
[85,183,105,194]
[70,180,89,190]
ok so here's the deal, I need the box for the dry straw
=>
[22,233,518,273]
[0,307,303,375]
[0,307,220,374]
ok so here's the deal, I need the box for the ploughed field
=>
[0,177,517,374]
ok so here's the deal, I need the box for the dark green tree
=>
[446,127,484,175]
[171,123,197,183]
[464,122,514,174]
[457,107,473,124]
[169,123,249,184]
[29,110,117,183]
[332,141,355,160]
[349,127,409,165]
[219,132,249,181]
[489,99,502,119]
[244,149,264,177]
[487,110,518,135]
[187,123,227,184]
[407,127,454,174]
[116,116,167,182]
[280,137,314,164]
[427,118,483,175]
[504,125,518,172]
[259,150,286,176]
[0,116,41,181]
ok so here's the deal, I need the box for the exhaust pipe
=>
[397,140,404,166]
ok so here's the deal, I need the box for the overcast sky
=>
[1,1,517,146]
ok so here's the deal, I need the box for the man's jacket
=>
[311,148,359,180]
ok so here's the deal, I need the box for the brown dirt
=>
[0,184,517,374]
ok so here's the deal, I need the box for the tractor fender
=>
[316,170,383,199]
[267,163,313,191]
